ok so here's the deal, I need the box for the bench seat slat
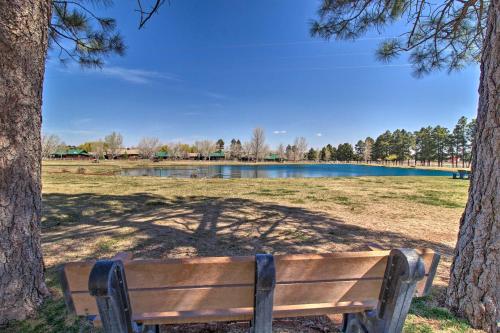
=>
[71,279,382,315]
[64,260,255,292]
[64,250,437,292]
[63,249,439,326]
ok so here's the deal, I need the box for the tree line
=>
[43,127,310,162]
[44,116,475,167]
[307,116,476,168]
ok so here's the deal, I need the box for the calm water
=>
[120,164,453,179]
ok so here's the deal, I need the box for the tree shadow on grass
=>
[39,193,456,333]
[42,192,455,263]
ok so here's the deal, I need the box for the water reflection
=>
[121,164,453,179]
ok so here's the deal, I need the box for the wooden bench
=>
[61,249,440,333]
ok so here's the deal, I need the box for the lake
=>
[120,164,453,179]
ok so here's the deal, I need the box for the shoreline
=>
[42,159,468,173]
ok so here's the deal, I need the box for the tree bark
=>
[447,1,500,332]
[0,0,51,324]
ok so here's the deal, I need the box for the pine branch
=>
[49,0,167,67]
[310,0,487,76]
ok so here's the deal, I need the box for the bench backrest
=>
[62,249,439,325]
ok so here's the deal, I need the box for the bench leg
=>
[142,324,160,333]
[342,313,369,333]
[89,260,134,333]
[250,254,276,333]
[342,249,425,333]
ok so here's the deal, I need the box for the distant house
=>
[154,151,169,160]
[264,153,283,162]
[186,153,199,160]
[107,148,140,160]
[209,151,225,160]
[51,148,92,160]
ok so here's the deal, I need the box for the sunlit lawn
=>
[2,160,480,332]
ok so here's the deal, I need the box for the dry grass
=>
[2,161,478,332]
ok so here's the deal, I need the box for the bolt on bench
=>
[61,249,440,333]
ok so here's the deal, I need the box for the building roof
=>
[155,151,169,158]
[209,151,225,158]
[52,148,89,156]
[264,153,280,160]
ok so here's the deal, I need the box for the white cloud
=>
[316,133,323,137]
[96,66,179,84]
[273,130,287,134]
[55,63,180,84]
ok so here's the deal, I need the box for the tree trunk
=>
[0,0,51,324]
[447,1,499,331]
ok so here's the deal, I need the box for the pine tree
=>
[307,148,317,161]
[216,138,225,151]
[432,126,450,167]
[0,0,165,322]
[354,140,366,162]
[453,116,469,168]
[363,137,374,163]
[312,3,499,324]
[319,147,329,161]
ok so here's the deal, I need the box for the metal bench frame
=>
[87,249,435,333]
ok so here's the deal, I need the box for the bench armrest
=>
[88,260,134,333]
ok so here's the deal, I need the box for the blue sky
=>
[43,0,480,148]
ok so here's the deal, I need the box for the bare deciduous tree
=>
[41,134,63,159]
[294,137,308,161]
[138,137,161,159]
[168,142,181,160]
[277,143,286,162]
[104,132,123,159]
[91,140,105,161]
[250,127,266,162]
[195,140,216,160]
[241,141,252,161]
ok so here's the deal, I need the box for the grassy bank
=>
[2,161,478,332]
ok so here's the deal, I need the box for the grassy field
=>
[3,160,478,332]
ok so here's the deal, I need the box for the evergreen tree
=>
[326,144,336,161]
[466,119,477,166]
[414,127,435,166]
[312,2,499,326]
[285,144,293,161]
[319,146,330,161]
[372,130,392,162]
[354,140,366,162]
[216,139,225,151]
[307,148,317,161]
[432,126,450,167]
[336,143,354,162]
[453,116,469,168]
[363,137,374,162]
[391,129,414,165]
[0,0,165,322]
